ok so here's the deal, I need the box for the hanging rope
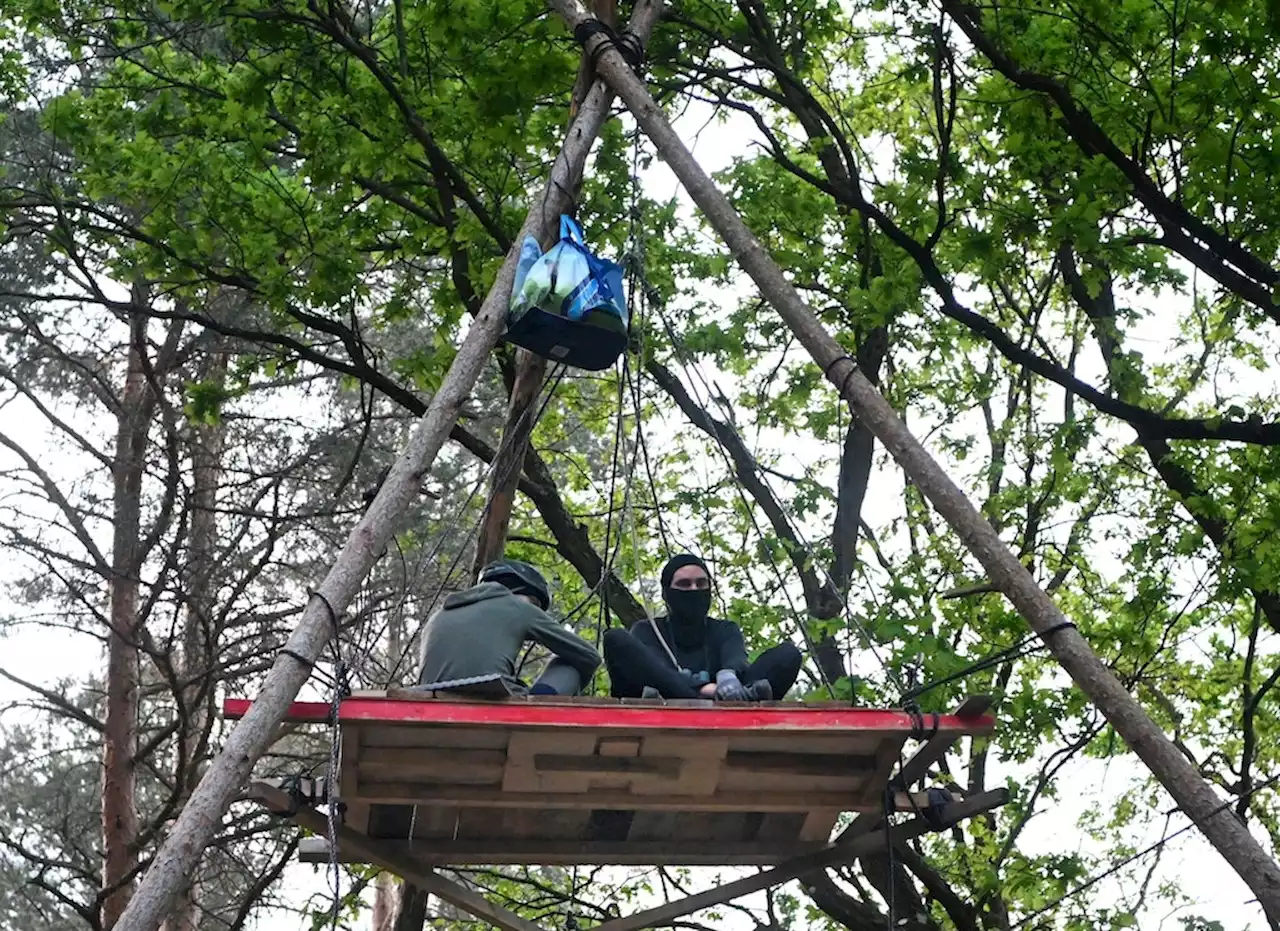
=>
[623,125,672,555]
[882,784,897,931]
[429,362,569,608]
[608,370,647,617]
[623,366,659,635]
[648,301,839,697]
[624,186,1003,711]
[392,362,569,844]
[632,253,914,702]
[898,620,1078,709]
[610,138,689,676]
[383,362,569,683]
[592,349,676,681]
[610,169,847,695]
[596,351,631,648]
[303,588,349,931]
[630,361,671,551]
[833,368,857,689]
[380,460,499,683]
[591,135,666,651]
[815,357,1053,713]
[359,444,509,686]
[674,351,881,674]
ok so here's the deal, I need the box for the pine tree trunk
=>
[392,885,429,931]
[102,311,151,928]
[161,341,228,931]
[372,873,397,931]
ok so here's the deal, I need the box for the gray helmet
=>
[478,559,551,611]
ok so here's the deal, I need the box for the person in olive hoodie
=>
[416,559,601,696]
[602,553,803,701]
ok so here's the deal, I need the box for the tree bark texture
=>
[160,341,228,931]
[373,872,396,931]
[471,350,549,577]
[102,310,151,929]
[114,5,666,929]
[545,0,1280,918]
[393,884,429,931]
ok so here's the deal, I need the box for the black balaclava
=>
[660,553,712,649]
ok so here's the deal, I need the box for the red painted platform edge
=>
[222,697,995,734]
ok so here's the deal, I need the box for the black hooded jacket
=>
[631,614,750,679]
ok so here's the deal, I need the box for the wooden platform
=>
[225,693,995,866]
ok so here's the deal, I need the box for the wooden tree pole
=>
[114,5,665,929]
[546,0,1280,918]
[472,350,548,575]
[472,3,616,579]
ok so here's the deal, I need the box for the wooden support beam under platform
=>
[837,694,993,845]
[286,786,1008,931]
[587,788,1009,931]
[300,837,826,867]
[246,694,1004,931]
[248,783,547,931]
[341,783,890,812]
[296,791,967,867]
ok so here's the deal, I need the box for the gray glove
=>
[714,669,748,701]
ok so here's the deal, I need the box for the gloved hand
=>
[714,669,748,701]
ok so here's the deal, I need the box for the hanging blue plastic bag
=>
[510,216,627,324]
[512,236,543,299]
[506,215,629,371]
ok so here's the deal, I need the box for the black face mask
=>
[664,589,711,643]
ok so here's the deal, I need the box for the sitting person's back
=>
[417,560,600,696]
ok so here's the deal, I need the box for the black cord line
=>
[900,621,1077,707]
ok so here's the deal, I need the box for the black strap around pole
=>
[573,20,645,73]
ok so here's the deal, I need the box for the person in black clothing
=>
[602,553,803,701]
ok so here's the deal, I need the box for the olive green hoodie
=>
[416,582,601,693]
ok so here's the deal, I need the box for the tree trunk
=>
[393,884,429,931]
[373,873,397,931]
[472,350,549,576]
[548,3,1280,917]
[830,325,889,590]
[114,6,665,929]
[161,341,228,931]
[567,0,617,119]
[102,310,152,928]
